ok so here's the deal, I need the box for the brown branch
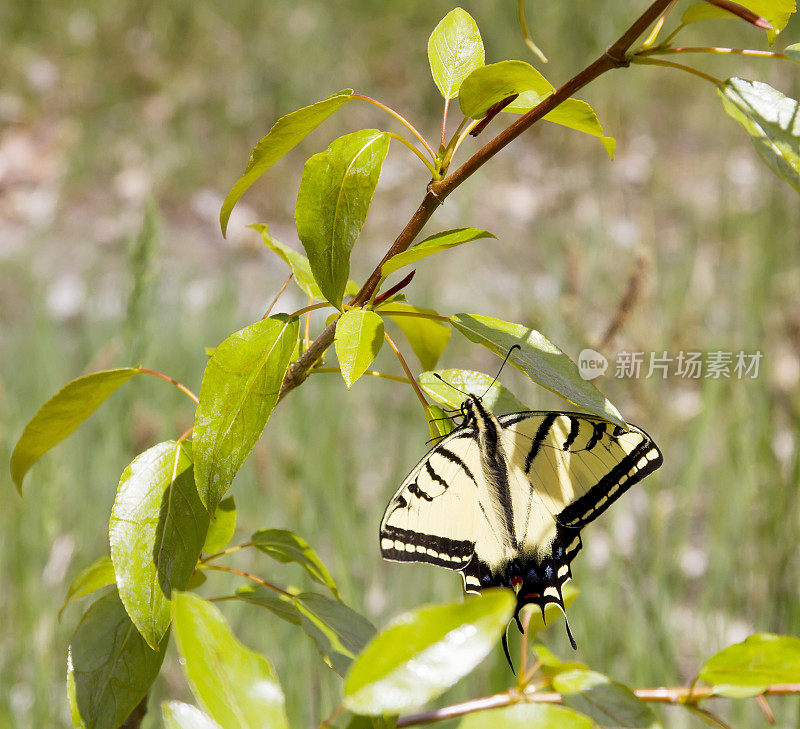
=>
[277,0,675,401]
[396,684,800,727]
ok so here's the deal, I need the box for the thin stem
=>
[177,426,194,444]
[640,0,678,49]
[290,301,332,318]
[377,309,452,322]
[319,702,345,729]
[200,540,255,563]
[313,367,411,384]
[353,94,436,159]
[441,97,450,149]
[660,23,685,47]
[395,684,800,727]
[263,273,293,318]
[138,367,200,405]
[448,119,480,162]
[517,611,532,688]
[632,56,723,85]
[642,46,800,63]
[303,295,313,353]
[517,0,549,63]
[198,564,293,598]
[384,331,429,410]
[278,0,678,401]
[387,132,440,177]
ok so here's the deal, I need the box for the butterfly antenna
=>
[501,624,516,675]
[433,372,470,399]
[480,344,521,399]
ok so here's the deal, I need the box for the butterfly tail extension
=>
[501,622,516,675]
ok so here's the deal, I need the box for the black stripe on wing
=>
[381,524,473,568]
[557,439,663,529]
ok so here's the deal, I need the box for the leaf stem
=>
[517,0,549,63]
[441,97,450,149]
[200,540,255,563]
[290,302,333,318]
[641,46,800,63]
[631,56,723,85]
[198,564,293,598]
[313,367,411,384]
[353,94,436,159]
[639,0,679,49]
[263,273,293,318]
[387,132,440,177]
[377,309,452,322]
[137,367,200,404]
[384,331,429,410]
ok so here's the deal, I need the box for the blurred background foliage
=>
[1,0,799,727]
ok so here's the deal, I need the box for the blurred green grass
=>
[2,1,800,727]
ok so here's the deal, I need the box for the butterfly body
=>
[380,395,663,650]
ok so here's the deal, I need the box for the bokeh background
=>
[2,1,799,727]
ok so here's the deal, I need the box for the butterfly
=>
[380,393,662,667]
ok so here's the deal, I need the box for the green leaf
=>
[110,441,209,648]
[419,368,527,415]
[719,77,800,192]
[68,591,167,729]
[334,310,385,389]
[203,496,237,555]
[343,589,515,714]
[531,642,588,676]
[459,60,553,119]
[553,669,661,728]
[292,591,377,676]
[252,528,339,597]
[681,2,740,23]
[296,129,390,307]
[451,313,625,427]
[378,302,450,371]
[740,0,795,40]
[163,702,223,729]
[172,591,290,729]
[786,42,800,61]
[457,702,592,729]
[427,8,485,99]
[11,368,139,492]
[59,555,116,621]
[505,96,615,158]
[194,315,299,511]
[425,404,456,443]
[380,228,496,278]
[235,585,303,625]
[220,89,353,236]
[699,633,800,696]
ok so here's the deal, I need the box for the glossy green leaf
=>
[252,528,339,596]
[110,441,209,648]
[553,669,661,728]
[296,129,390,307]
[11,368,139,492]
[699,633,800,696]
[163,702,223,729]
[531,642,588,676]
[344,589,514,714]
[68,591,167,729]
[334,310,385,389]
[505,96,615,158]
[419,369,527,415]
[194,315,299,511]
[719,77,800,192]
[379,302,450,371]
[458,702,592,729]
[220,89,353,236]
[451,313,625,427]
[203,496,237,555]
[459,60,553,119]
[381,228,496,277]
[786,42,800,61]
[172,592,289,729]
[293,591,377,676]
[425,403,456,443]
[428,8,485,99]
[681,2,740,23]
[59,555,116,620]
